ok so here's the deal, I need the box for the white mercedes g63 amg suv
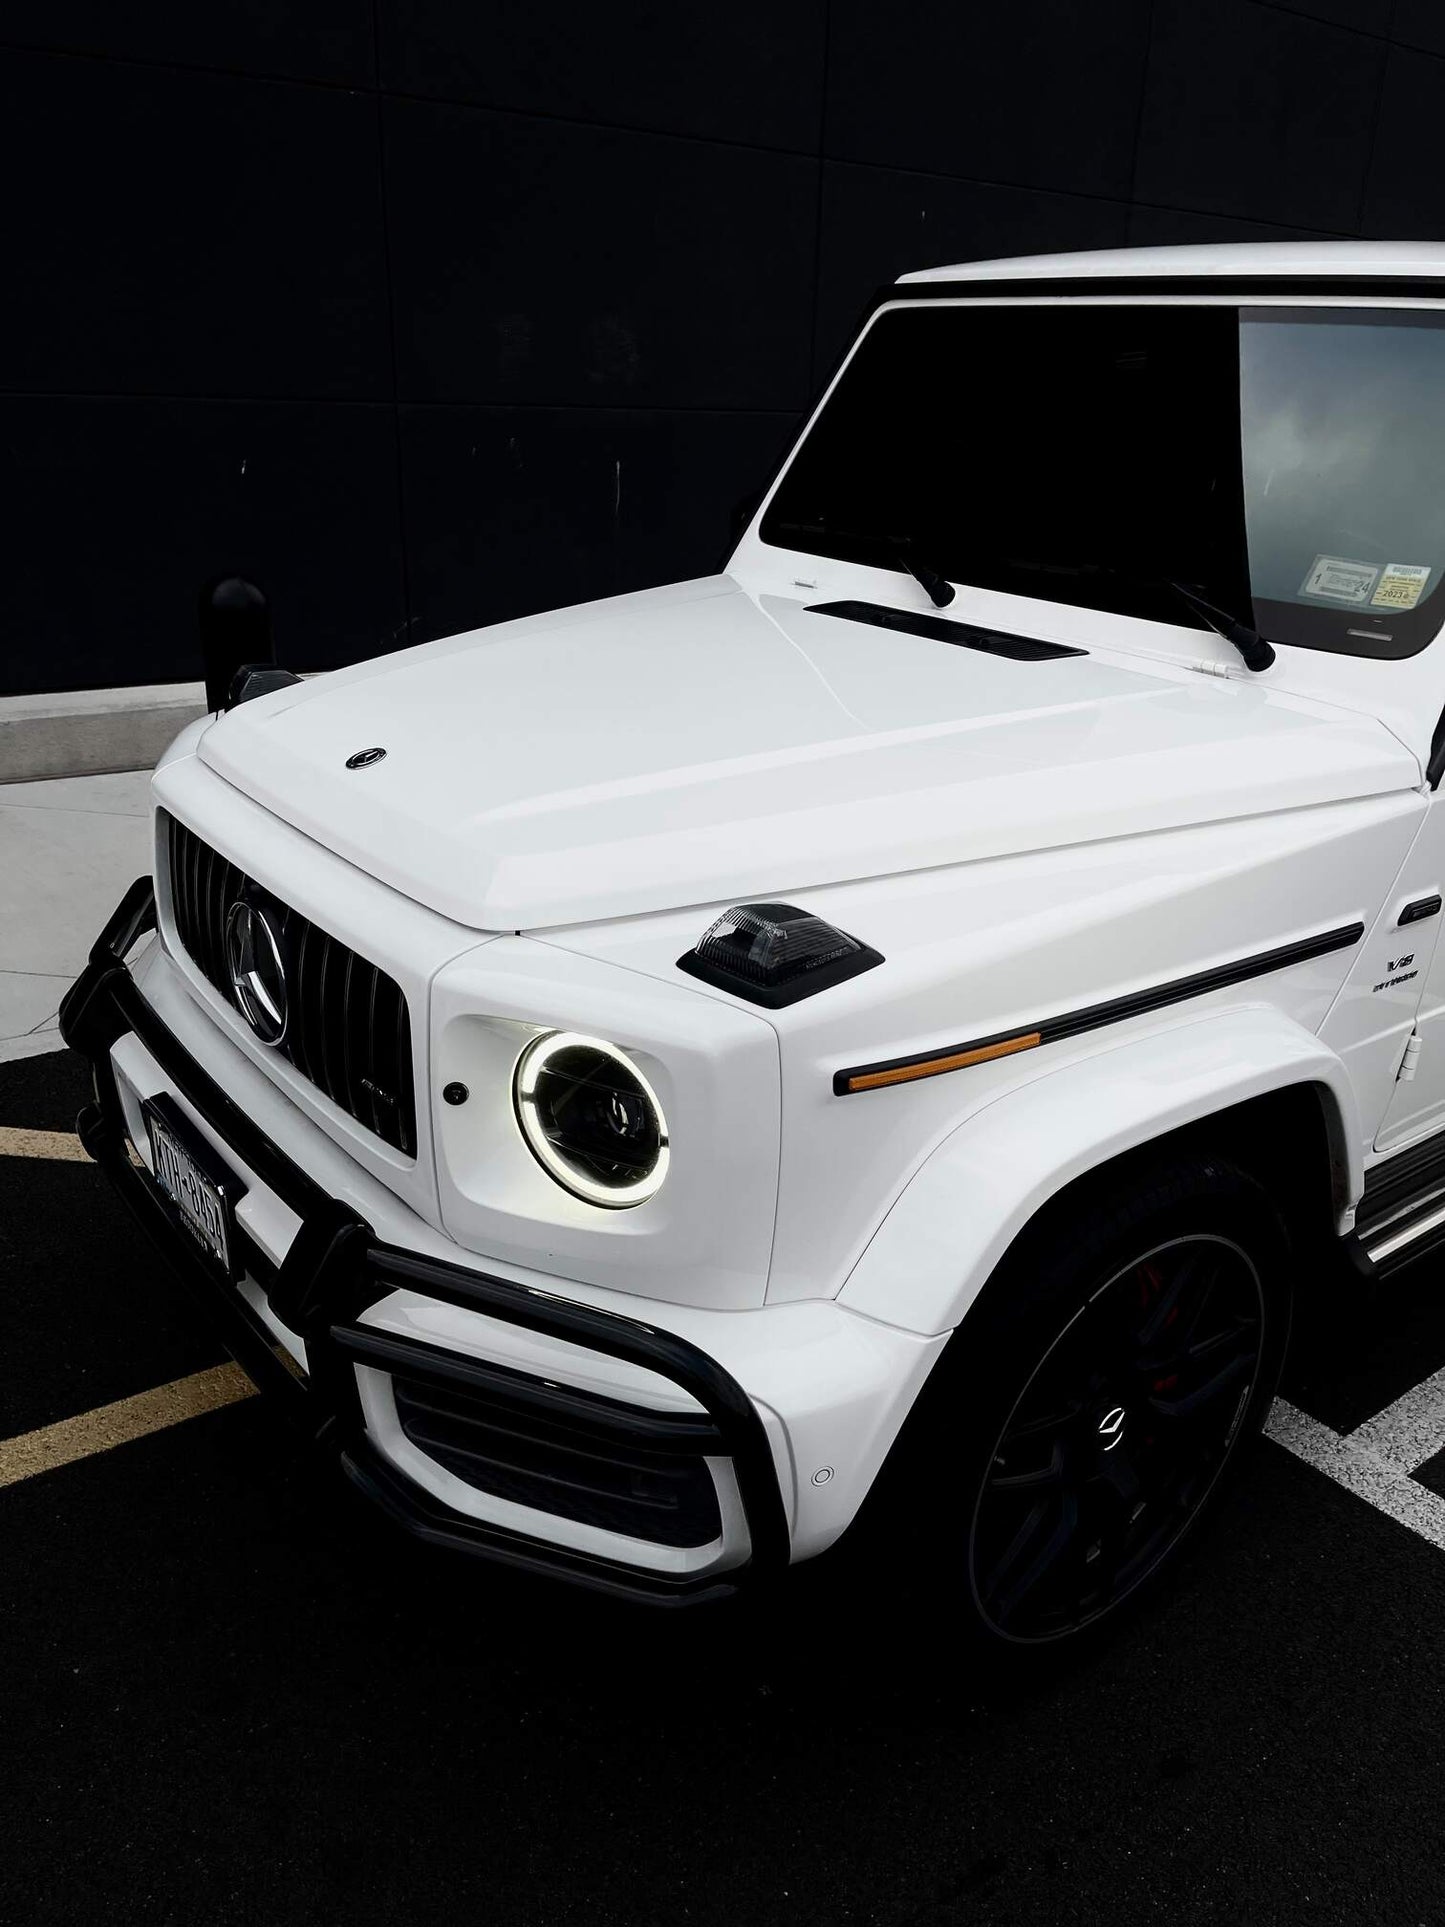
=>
[63,241,1445,1649]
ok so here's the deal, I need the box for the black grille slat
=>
[208,850,231,992]
[310,929,331,1102]
[189,827,211,984]
[198,840,224,990]
[180,816,198,958]
[184,828,205,976]
[182,821,202,971]
[363,965,383,1138]
[167,816,186,957]
[394,977,415,1157]
[340,949,360,1125]
[216,859,240,994]
[291,919,317,1087]
[168,817,184,953]
[315,931,341,1112]
[195,839,213,981]
[369,971,404,1156]
[161,813,417,1156]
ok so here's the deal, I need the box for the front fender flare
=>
[837,1006,1362,1337]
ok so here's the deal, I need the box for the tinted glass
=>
[761,302,1445,659]
[1242,311,1445,653]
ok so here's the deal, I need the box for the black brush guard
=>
[59,878,790,1605]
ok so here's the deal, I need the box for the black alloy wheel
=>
[969,1232,1265,1643]
[851,1152,1292,1660]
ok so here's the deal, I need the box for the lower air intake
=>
[392,1372,723,1549]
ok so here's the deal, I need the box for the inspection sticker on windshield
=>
[1301,555,1380,604]
[1372,563,1432,611]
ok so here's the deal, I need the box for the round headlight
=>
[513,1032,669,1208]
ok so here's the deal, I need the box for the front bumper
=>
[60,878,791,1605]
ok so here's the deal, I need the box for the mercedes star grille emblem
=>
[346,746,387,769]
[225,899,288,1046]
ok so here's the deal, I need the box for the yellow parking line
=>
[0,1363,256,1491]
[0,1125,88,1162]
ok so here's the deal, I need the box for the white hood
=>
[198,577,1418,931]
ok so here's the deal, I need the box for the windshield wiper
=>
[768,520,1273,665]
[769,519,956,609]
[892,540,955,609]
[1160,579,1276,673]
[1027,560,1276,673]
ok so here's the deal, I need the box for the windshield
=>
[760,301,1445,659]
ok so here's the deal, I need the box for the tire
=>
[864,1150,1292,1657]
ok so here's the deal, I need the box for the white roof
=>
[896,241,1445,286]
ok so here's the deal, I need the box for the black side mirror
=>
[228,663,302,708]
[199,577,273,712]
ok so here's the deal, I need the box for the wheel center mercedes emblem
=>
[225,900,288,1046]
[346,746,387,769]
[1097,1405,1127,1452]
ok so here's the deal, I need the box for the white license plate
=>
[143,1097,243,1279]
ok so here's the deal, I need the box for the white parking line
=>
[1266,1388,1445,1552]
[1347,1362,1445,1469]
[0,1364,256,1490]
[0,1125,87,1161]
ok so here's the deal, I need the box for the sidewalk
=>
[0,771,152,1062]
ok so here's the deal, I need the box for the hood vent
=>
[806,600,1086,661]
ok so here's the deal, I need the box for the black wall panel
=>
[0,0,1430,697]
[0,0,375,85]
[825,0,1152,200]
[814,163,1129,376]
[384,101,817,408]
[1134,0,1386,233]
[1362,48,1445,236]
[0,51,389,401]
[376,0,825,150]
[1268,0,1391,30]
[0,399,406,689]
[1124,205,1331,246]
[400,406,797,641]
[1394,0,1445,58]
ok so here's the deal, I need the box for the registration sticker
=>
[1300,555,1380,605]
[1372,563,1432,611]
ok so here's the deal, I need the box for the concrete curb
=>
[0,683,207,782]
[0,1033,70,1066]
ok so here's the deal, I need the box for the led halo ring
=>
[513,1030,670,1209]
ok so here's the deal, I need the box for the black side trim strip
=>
[834,922,1365,1096]
[881,276,1445,307]
[1399,894,1442,926]
[806,600,1085,661]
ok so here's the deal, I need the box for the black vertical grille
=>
[163,812,417,1156]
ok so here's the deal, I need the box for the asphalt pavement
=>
[5,1042,1445,1926]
